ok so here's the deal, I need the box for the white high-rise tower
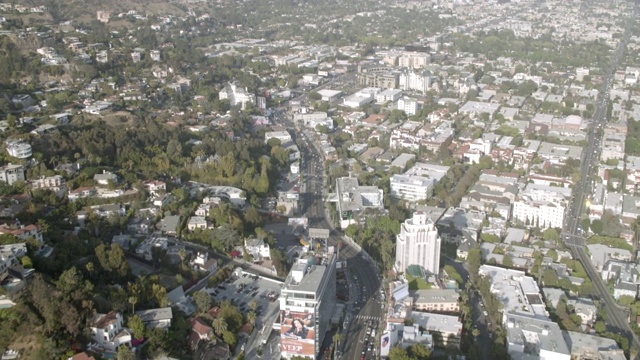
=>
[395,211,441,275]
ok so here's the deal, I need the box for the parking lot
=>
[203,269,283,357]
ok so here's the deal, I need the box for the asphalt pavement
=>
[274,107,384,360]
[561,0,640,352]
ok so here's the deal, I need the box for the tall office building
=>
[279,252,336,359]
[395,211,441,275]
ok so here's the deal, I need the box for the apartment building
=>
[0,164,25,185]
[390,162,450,202]
[219,82,256,110]
[334,177,384,228]
[398,52,431,69]
[279,252,336,359]
[399,70,432,93]
[397,97,421,116]
[412,289,460,313]
[395,211,441,275]
[512,184,571,229]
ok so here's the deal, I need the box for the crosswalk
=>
[355,315,382,321]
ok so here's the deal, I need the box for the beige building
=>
[412,289,460,313]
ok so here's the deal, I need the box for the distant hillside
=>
[6,0,189,25]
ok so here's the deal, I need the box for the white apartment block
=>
[397,97,421,116]
[219,83,256,110]
[390,163,449,202]
[293,111,334,130]
[395,211,441,275]
[32,175,67,198]
[5,139,32,159]
[265,130,293,144]
[512,184,571,229]
[600,132,626,161]
[399,71,432,93]
[0,164,25,185]
[376,89,402,103]
[334,177,384,229]
[398,52,430,69]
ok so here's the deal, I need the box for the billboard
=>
[380,331,391,357]
[280,310,316,356]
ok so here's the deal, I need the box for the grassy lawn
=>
[405,272,432,290]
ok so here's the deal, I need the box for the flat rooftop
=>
[479,265,548,321]
[410,312,463,335]
[506,314,570,356]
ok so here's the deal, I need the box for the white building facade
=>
[511,184,570,229]
[395,211,441,275]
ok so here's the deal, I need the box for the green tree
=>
[590,219,603,235]
[193,291,213,314]
[503,254,514,268]
[95,243,131,282]
[245,206,262,228]
[408,343,431,359]
[309,91,322,101]
[388,109,407,123]
[246,311,257,327]
[116,345,136,360]
[222,330,237,347]
[128,315,145,339]
[542,228,559,242]
[468,247,482,283]
[212,318,228,335]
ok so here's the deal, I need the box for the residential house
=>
[187,216,209,231]
[195,203,213,217]
[0,164,25,185]
[566,298,596,325]
[127,217,153,235]
[167,285,194,315]
[32,175,67,198]
[188,318,214,349]
[89,311,131,352]
[0,224,43,243]
[244,238,271,261]
[70,352,97,360]
[69,186,96,201]
[160,215,181,235]
[112,234,132,250]
[93,171,118,186]
[88,204,126,218]
[190,252,218,272]
[143,180,166,195]
[135,307,173,330]
[135,237,168,261]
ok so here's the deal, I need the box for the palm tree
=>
[246,311,257,327]
[178,248,187,268]
[128,296,138,314]
[333,332,343,347]
[248,300,258,311]
[212,318,228,335]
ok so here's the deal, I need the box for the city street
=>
[273,105,384,360]
[562,0,640,352]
